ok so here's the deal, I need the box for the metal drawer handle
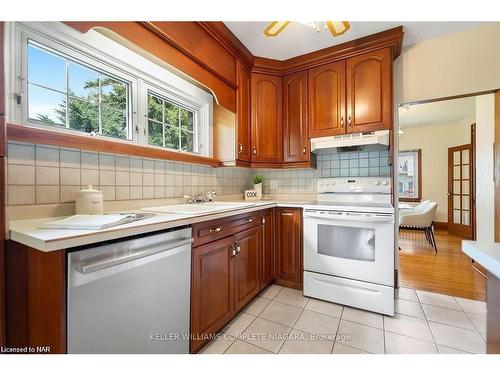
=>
[236,241,241,254]
[231,244,237,258]
[348,116,352,127]
[244,218,253,223]
[340,116,344,127]
[209,226,222,233]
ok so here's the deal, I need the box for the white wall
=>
[399,121,471,222]
[475,94,496,243]
[394,23,500,104]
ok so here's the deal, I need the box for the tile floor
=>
[200,284,487,354]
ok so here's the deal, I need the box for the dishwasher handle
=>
[76,237,193,274]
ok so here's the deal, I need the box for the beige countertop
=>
[462,240,500,279]
[9,200,311,252]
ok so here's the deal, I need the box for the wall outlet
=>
[270,180,278,190]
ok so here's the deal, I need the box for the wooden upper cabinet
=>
[346,47,393,133]
[307,61,346,138]
[233,227,260,312]
[190,236,234,353]
[283,71,309,163]
[251,73,283,163]
[236,61,252,163]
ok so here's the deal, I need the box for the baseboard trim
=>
[433,221,448,230]
[274,279,302,290]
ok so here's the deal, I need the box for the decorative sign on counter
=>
[244,190,259,201]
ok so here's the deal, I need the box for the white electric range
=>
[303,177,395,315]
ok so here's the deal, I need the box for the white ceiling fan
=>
[263,21,351,37]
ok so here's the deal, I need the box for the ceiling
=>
[224,22,486,60]
[398,96,476,128]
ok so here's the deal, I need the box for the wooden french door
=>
[448,144,474,238]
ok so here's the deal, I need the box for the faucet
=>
[205,189,217,202]
[184,190,217,204]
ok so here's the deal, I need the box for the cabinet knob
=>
[262,217,266,224]
[238,143,243,153]
[302,146,307,154]
[348,116,352,127]
[340,117,344,127]
[252,146,257,155]
[244,218,253,224]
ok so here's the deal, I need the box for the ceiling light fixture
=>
[263,21,291,37]
[263,21,351,37]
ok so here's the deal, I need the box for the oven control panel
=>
[317,177,392,194]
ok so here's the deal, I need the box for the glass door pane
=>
[462,211,470,225]
[461,149,469,164]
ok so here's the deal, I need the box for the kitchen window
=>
[147,92,197,153]
[398,149,422,202]
[27,41,131,140]
[8,22,213,157]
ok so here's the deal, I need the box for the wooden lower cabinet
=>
[233,227,260,311]
[190,212,267,353]
[260,209,275,289]
[275,208,303,289]
[5,241,66,353]
[190,236,235,353]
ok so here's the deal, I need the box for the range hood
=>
[310,130,390,153]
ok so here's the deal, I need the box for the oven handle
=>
[304,211,394,223]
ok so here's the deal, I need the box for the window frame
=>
[6,22,213,157]
[25,39,134,140]
[143,84,202,154]
[18,30,138,142]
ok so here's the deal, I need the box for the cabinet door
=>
[283,71,309,163]
[346,47,392,133]
[307,61,346,138]
[236,61,252,163]
[191,236,234,353]
[251,73,283,163]
[260,209,275,290]
[233,227,261,312]
[275,208,303,288]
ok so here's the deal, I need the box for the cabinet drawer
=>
[192,212,260,247]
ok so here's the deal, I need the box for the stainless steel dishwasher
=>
[67,227,192,354]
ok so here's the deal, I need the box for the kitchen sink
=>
[141,201,256,215]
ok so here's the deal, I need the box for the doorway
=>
[397,95,486,301]
[447,142,475,239]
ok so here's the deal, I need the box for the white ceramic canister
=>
[75,185,104,215]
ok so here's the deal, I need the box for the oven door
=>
[303,210,394,286]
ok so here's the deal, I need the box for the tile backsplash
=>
[5,142,391,206]
[6,141,252,206]
[256,150,391,195]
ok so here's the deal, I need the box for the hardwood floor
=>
[399,229,487,301]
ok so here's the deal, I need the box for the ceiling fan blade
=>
[263,21,290,37]
[326,21,351,37]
